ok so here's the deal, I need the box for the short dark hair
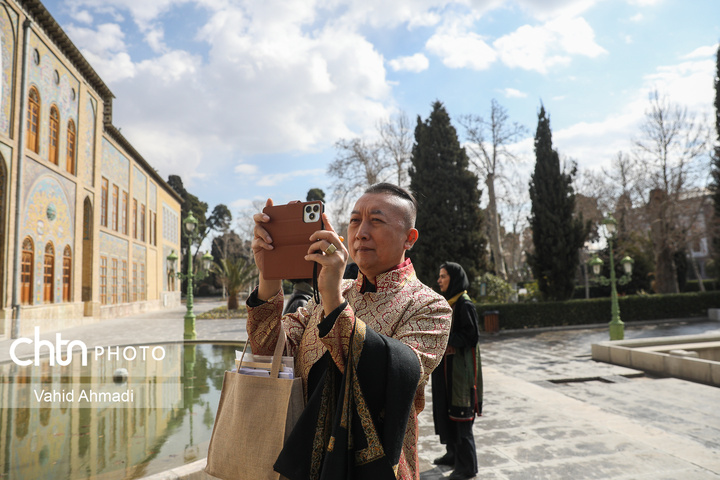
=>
[364,182,418,229]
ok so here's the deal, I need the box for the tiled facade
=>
[0,0,183,338]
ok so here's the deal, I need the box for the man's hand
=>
[252,199,282,301]
[306,213,348,316]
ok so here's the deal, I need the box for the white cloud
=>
[426,31,497,70]
[512,0,598,21]
[257,168,326,187]
[66,23,126,56]
[234,163,259,175]
[494,24,570,73]
[66,0,192,31]
[388,53,430,73]
[627,0,662,6]
[550,52,715,173]
[629,13,644,22]
[144,25,167,53]
[642,58,716,113]
[683,44,718,59]
[502,87,527,98]
[71,10,94,24]
[135,50,200,84]
[493,16,606,73]
[68,0,396,173]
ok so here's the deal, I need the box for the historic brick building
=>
[0,0,182,338]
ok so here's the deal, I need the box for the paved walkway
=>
[2,299,720,479]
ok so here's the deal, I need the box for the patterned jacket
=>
[247,260,451,479]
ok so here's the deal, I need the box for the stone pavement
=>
[2,299,720,479]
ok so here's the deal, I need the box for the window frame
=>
[66,120,76,174]
[48,106,60,165]
[133,199,138,239]
[101,178,109,227]
[121,191,128,235]
[121,260,128,303]
[111,258,118,304]
[62,246,72,302]
[21,237,34,304]
[43,242,54,303]
[140,204,146,242]
[112,184,119,231]
[100,256,108,305]
[27,87,40,153]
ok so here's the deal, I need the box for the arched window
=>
[63,246,72,302]
[27,87,40,153]
[49,106,60,165]
[66,120,76,175]
[21,237,34,304]
[44,242,54,303]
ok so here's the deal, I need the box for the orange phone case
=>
[262,201,324,281]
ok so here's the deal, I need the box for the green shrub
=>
[475,291,720,330]
[475,273,515,304]
[682,279,718,292]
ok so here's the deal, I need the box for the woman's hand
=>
[305,213,348,316]
[251,199,282,300]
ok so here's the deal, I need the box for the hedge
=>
[476,291,720,330]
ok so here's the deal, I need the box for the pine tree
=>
[409,101,486,287]
[712,43,720,275]
[528,105,587,301]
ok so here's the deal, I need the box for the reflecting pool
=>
[0,342,240,479]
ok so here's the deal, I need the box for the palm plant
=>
[211,257,257,310]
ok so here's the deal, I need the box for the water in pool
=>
[0,342,240,479]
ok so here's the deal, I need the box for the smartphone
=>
[261,201,324,280]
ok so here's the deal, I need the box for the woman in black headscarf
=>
[432,262,483,480]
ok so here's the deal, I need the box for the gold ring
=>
[325,244,337,255]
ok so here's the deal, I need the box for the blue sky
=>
[41,0,719,235]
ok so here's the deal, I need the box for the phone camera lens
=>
[309,213,316,220]
[313,205,319,213]
[305,206,312,213]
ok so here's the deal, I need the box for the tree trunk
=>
[486,174,507,279]
[227,292,239,310]
[654,246,679,293]
[687,244,706,292]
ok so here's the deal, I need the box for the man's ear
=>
[405,228,419,250]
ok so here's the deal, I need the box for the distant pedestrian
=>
[432,262,483,480]
[282,279,314,315]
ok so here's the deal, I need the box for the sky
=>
[40,0,720,234]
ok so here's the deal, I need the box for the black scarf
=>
[439,262,470,300]
[274,322,420,480]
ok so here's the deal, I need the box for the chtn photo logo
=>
[10,327,165,367]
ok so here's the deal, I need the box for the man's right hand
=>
[252,198,282,301]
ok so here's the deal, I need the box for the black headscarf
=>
[439,262,470,300]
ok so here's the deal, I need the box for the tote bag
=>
[205,329,304,480]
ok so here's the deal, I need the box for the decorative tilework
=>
[133,243,146,264]
[100,138,129,189]
[23,175,74,305]
[99,231,128,260]
[28,33,80,164]
[148,181,157,211]
[0,6,18,136]
[133,165,146,202]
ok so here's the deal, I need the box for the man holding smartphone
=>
[247,183,452,480]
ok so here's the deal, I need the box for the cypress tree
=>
[712,43,720,274]
[528,105,587,301]
[409,101,486,287]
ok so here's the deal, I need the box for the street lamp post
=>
[166,212,214,340]
[588,215,634,341]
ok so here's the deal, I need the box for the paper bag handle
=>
[238,326,287,379]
